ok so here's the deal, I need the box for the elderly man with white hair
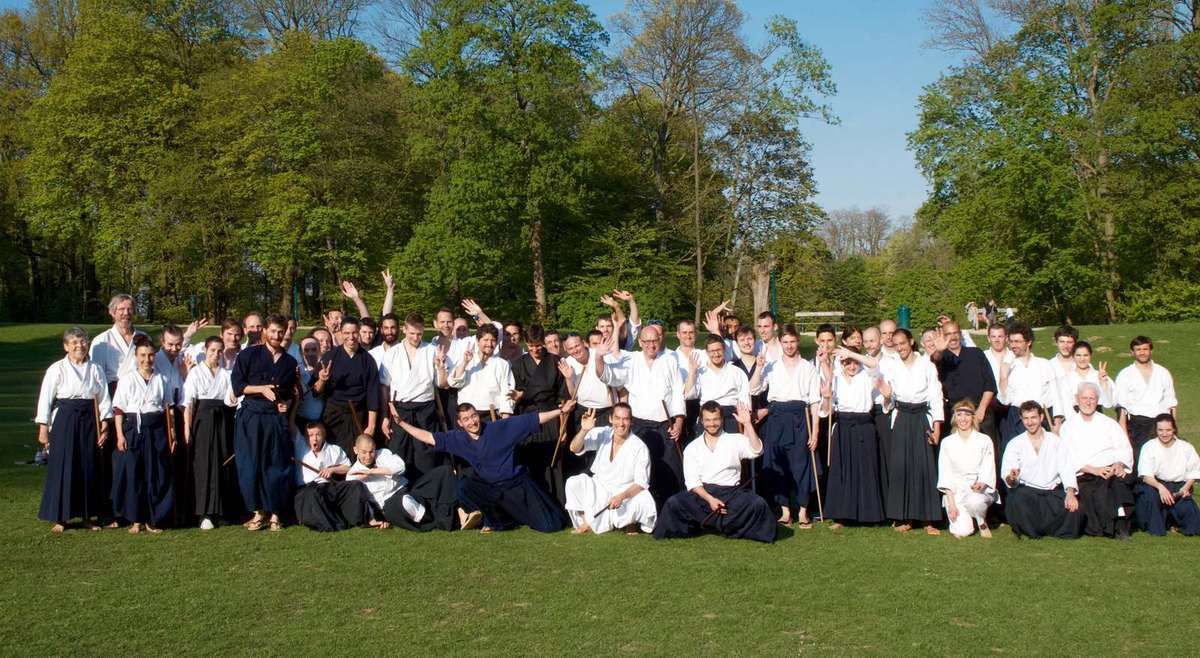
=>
[1058,381,1135,539]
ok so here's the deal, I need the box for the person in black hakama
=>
[183,336,242,529]
[654,402,775,543]
[394,401,575,533]
[1059,383,1135,539]
[314,317,380,456]
[1133,414,1200,536]
[293,423,371,532]
[35,327,113,533]
[111,336,177,534]
[878,329,944,535]
[510,324,570,506]
[231,315,299,532]
[823,348,886,527]
[380,312,448,481]
[1000,402,1082,539]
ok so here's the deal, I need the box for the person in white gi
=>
[564,403,656,535]
[937,399,996,538]
[1115,335,1178,468]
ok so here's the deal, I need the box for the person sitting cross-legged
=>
[1134,414,1200,536]
[293,422,371,532]
[653,402,775,543]
[1000,401,1082,539]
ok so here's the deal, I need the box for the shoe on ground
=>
[199,518,215,530]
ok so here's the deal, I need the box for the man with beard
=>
[1115,335,1178,470]
[381,312,448,481]
[369,313,401,367]
[449,324,515,421]
[928,319,997,442]
[997,322,1058,451]
[313,317,380,456]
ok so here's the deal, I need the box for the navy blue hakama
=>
[1005,485,1081,539]
[111,411,174,525]
[456,472,563,532]
[1134,480,1200,536]
[759,401,818,513]
[388,400,444,481]
[234,401,294,515]
[825,411,884,523]
[38,399,100,524]
[653,483,775,543]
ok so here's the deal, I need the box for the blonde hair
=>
[951,398,979,431]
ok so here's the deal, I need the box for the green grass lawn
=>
[1,322,1198,656]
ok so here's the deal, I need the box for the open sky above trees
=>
[0,0,1196,330]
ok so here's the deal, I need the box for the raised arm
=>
[537,399,575,425]
[569,408,596,455]
[395,416,437,446]
[380,269,394,317]
[341,280,370,319]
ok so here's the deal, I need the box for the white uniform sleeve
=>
[633,442,651,490]
[683,443,702,491]
[375,448,405,476]
[1137,441,1158,479]
[978,435,996,490]
[34,364,60,425]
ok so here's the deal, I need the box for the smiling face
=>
[954,407,974,432]
[340,322,359,351]
[435,310,454,338]
[64,334,88,362]
[1156,419,1176,445]
[1008,333,1029,358]
[353,439,377,467]
[638,328,661,357]
[457,408,481,434]
[161,332,183,361]
[544,333,561,355]
[135,344,156,375]
[596,317,613,341]
[358,324,375,346]
[404,322,423,347]
[736,332,755,356]
[477,333,496,357]
[894,332,913,360]
[110,298,134,330]
[379,318,399,346]
[987,326,1006,352]
[204,340,222,368]
[755,316,776,343]
[706,340,726,368]
[701,407,723,436]
[879,320,896,348]
[862,328,880,355]
[781,333,799,358]
[1056,334,1075,358]
[610,405,632,440]
[324,310,343,335]
[564,335,586,362]
[1075,386,1099,416]
[676,321,696,348]
[842,330,863,349]
[1021,408,1044,435]
[263,322,285,350]
[1072,345,1092,370]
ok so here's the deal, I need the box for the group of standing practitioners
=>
[33,285,1197,542]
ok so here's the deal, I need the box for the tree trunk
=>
[730,248,744,308]
[692,110,703,325]
[530,214,547,323]
[751,256,775,318]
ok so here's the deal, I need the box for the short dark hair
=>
[305,421,326,434]
[815,323,837,339]
[841,324,862,341]
[1053,325,1078,341]
[987,322,1007,335]
[380,313,398,325]
[405,312,424,328]
[435,307,455,320]
[526,324,546,344]
[1073,340,1092,355]
[781,324,800,340]
[456,402,478,416]
[585,330,603,343]
[266,314,288,329]
[705,334,725,347]
[160,323,182,339]
[477,323,499,341]
[1130,335,1153,350]
[700,400,722,416]
[1018,400,1043,417]
[339,316,360,330]
[893,328,913,344]
[1155,413,1177,432]
[756,311,776,323]
[221,318,243,332]
[359,316,376,330]
[544,328,560,339]
[611,401,632,416]
[504,321,524,336]
[735,325,755,338]
[1009,322,1033,343]
[133,334,155,351]
[203,335,222,350]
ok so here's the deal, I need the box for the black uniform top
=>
[731,358,768,411]
[231,344,298,413]
[318,346,381,411]
[511,353,568,413]
[935,346,997,407]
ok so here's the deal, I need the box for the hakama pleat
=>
[872,403,892,506]
[883,402,941,522]
[456,472,564,532]
[234,403,293,515]
[384,465,461,531]
[564,474,657,533]
[1134,480,1200,536]
[652,483,775,543]
[1076,473,1135,537]
[388,400,443,480]
[825,411,884,523]
[190,400,242,518]
[111,411,174,525]
[759,401,817,513]
[1126,414,1157,472]
[168,408,192,527]
[322,399,366,456]
[38,399,99,524]
[631,418,684,507]
[1005,485,1081,539]
[516,404,565,506]
[294,480,370,531]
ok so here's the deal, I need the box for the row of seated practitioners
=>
[34,316,1198,541]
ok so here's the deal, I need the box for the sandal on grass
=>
[268,520,283,532]
[51,524,65,534]
[146,525,163,535]
[245,519,264,532]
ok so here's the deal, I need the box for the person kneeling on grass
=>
[350,433,469,531]
[1134,414,1200,536]
[1059,382,1135,540]
[936,399,997,539]
[1000,401,1081,539]
[293,422,371,532]
[564,402,657,535]
[393,401,575,533]
[653,402,775,543]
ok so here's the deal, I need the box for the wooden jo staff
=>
[163,399,176,454]
[93,396,103,447]
[661,401,683,459]
[347,400,364,435]
[550,395,578,468]
[810,432,824,523]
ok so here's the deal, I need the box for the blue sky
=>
[585,0,962,221]
[0,0,958,219]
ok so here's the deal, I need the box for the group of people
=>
[34,278,1196,543]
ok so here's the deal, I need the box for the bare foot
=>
[146,525,163,534]
[778,509,792,525]
[828,522,844,530]
[979,525,992,539]
[480,526,493,534]
[82,521,100,532]
[128,523,142,535]
[924,525,941,536]
[572,523,592,535]
[51,524,65,534]
[105,520,120,529]
[894,523,912,533]
[368,519,390,530]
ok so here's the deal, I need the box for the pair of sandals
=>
[244,517,282,532]
[893,522,941,536]
[50,522,103,534]
[128,523,163,534]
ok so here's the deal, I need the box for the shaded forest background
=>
[0,0,1197,331]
